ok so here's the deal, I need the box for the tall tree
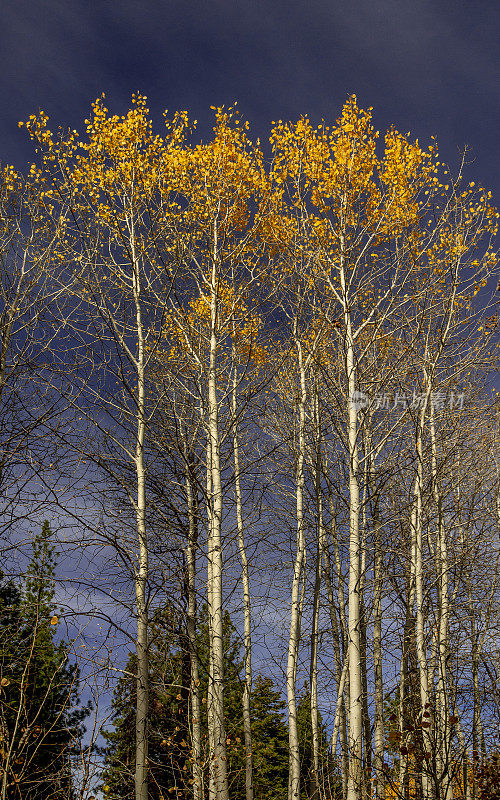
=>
[23,96,183,800]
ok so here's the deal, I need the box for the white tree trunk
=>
[287,336,307,800]
[310,385,323,800]
[206,431,217,800]
[232,370,254,800]
[412,393,431,800]
[326,484,349,800]
[341,285,363,800]
[372,479,385,800]
[397,639,408,793]
[430,403,452,800]
[132,242,149,800]
[359,498,370,800]
[207,244,229,800]
[331,656,350,764]
[185,448,203,800]
[311,537,321,800]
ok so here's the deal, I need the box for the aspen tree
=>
[162,290,267,800]
[310,381,323,800]
[148,348,211,800]
[229,308,268,800]
[185,435,203,800]
[288,330,311,800]
[325,474,349,800]
[270,313,326,800]
[270,96,498,800]
[159,106,271,800]
[408,193,497,800]
[270,99,428,800]
[23,95,182,800]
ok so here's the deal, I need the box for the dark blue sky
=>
[2,0,499,193]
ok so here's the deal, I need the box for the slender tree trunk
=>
[208,231,229,800]
[310,385,323,800]
[412,393,431,800]
[398,625,409,795]
[185,447,203,800]
[207,237,229,800]
[311,534,321,800]
[359,486,370,800]
[345,399,363,800]
[332,656,350,765]
[361,436,383,800]
[430,404,451,800]
[232,368,254,800]
[326,483,349,800]
[134,482,148,800]
[134,411,148,797]
[132,237,149,800]
[372,489,385,800]
[472,642,483,771]
[287,335,307,800]
[206,429,216,800]
[341,274,364,800]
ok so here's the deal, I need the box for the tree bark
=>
[311,534,321,800]
[429,403,452,800]
[340,262,364,800]
[326,483,349,800]
[310,384,324,800]
[287,335,307,800]
[206,431,217,800]
[131,229,150,800]
[232,367,254,800]
[372,476,385,800]
[206,232,229,800]
[412,391,431,800]
[185,446,203,800]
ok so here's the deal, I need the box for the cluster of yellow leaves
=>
[20,92,497,258]
[74,95,168,205]
[385,756,475,800]
[159,281,267,371]
[268,96,498,304]
[269,96,436,246]
[181,106,267,230]
[18,93,498,361]
[1,164,19,195]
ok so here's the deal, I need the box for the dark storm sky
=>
[2,0,499,192]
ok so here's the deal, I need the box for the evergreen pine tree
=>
[100,608,291,800]
[249,675,289,800]
[297,683,340,800]
[101,604,247,800]
[0,521,88,800]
